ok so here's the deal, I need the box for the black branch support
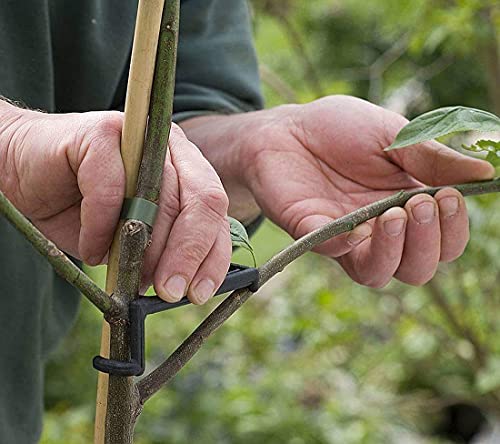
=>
[93,264,259,376]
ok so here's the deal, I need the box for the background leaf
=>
[463,140,500,167]
[386,106,500,150]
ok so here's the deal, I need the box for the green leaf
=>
[462,139,500,167]
[227,217,256,266]
[385,106,500,150]
[485,151,500,167]
[463,139,500,153]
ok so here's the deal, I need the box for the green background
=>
[42,1,500,443]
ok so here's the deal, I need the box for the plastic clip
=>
[93,264,259,376]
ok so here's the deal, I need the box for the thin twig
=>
[0,190,112,313]
[259,64,298,103]
[276,13,324,97]
[425,280,487,367]
[136,178,500,403]
[368,34,410,104]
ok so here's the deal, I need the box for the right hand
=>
[0,103,232,304]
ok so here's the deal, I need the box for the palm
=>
[12,115,92,256]
[251,96,419,238]
[247,96,493,287]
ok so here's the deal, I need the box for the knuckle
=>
[169,123,186,140]
[177,238,210,269]
[197,187,229,217]
[88,112,123,143]
[158,196,180,221]
[86,184,124,210]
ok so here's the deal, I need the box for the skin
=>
[0,102,231,305]
[0,95,494,304]
[181,95,495,288]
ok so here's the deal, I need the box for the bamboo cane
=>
[94,1,166,442]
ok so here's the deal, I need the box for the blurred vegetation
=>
[42,0,499,443]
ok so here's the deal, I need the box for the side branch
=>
[259,179,500,285]
[137,288,252,403]
[136,178,500,402]
[0,190,112,313]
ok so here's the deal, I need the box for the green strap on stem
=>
[121,197,159,227]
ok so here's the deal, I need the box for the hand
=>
[0,103,231,304]
[239,95,494,287]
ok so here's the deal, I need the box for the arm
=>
[0,98,231,305]
[179,96,495,287]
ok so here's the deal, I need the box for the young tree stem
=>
[104,0,180,442]
[94,0,167,440]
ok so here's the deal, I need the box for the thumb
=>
[384,112,495,186]
[74,112,125,265]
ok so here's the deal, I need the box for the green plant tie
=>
[120,197,159,227]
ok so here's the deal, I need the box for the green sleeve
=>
[173,0,264,122]
[0,1,263,442]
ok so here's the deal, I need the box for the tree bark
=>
[106,220,150,444]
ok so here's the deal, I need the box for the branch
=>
[104,0,180,441]
[0,190,112,313]
[259,64,298,103]
[275,12,324,98]
[368,34,410,104]
[136,178,500,403]
[425,280,487,367]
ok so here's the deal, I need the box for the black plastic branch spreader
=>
[93,264,259,377]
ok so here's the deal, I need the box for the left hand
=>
[238,95,494,287]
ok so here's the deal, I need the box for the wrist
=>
[179,104,301,224]
[180,112,263,224]
[0,100,24,194]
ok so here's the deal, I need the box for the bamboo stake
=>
[94,1,166,442]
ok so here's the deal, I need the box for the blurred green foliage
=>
[42,1,499,443]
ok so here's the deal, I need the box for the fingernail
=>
[163,275,187,302]
[412,202,435,224]
[384,218,405,237]
[439,197,459,218]
[347,224,372,246]
[87,255,103,266]
[192,279,215,304]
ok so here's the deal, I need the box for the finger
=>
[77,114,125,265]
[153,199,226,302]
[435,188,469,262]
[338,207,407,288]
[394,194,441,285]
[383,112,494,185]
[153,125,229,302]
[294,214,373,258]
[187,227,232,305]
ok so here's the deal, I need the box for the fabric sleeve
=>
[173,0,264,122]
